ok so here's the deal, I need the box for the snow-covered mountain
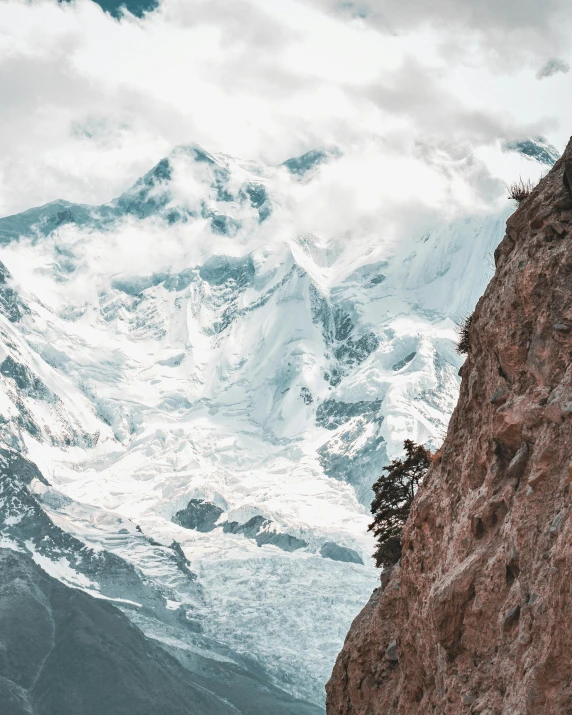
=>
[502,135,560,167]
[0,142,519,710]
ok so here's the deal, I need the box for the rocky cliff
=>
[326,137,572,715]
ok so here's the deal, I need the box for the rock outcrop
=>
[326,138,572,714]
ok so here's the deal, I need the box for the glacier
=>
[0,141,524,710]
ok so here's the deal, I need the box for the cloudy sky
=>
[1,0,571,220]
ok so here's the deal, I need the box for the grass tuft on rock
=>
[507,177,535,204]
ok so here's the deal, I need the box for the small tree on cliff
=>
[369,440,432,569]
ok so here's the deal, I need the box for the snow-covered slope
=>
[0,143,523,707]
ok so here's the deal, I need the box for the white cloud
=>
[537,57,571,80]
[314,0,572,66]
[0,0,570,220]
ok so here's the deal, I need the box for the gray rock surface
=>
[172,499,224,532]
[224,516,308,552]
[320,542,363,565]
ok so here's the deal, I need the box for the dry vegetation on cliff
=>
[507,177,536,204]
[455,314,473,355]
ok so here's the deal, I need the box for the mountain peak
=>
[502,135,560,166]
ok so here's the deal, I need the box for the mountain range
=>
[0,137,554,712]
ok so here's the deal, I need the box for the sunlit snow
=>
[0,143,517,705]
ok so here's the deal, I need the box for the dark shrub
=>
[456,314,472,355]
[507,177,535,204]
[369,440,432,569]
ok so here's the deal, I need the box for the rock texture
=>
[326,138,572,715]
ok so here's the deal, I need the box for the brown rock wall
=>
[326,138,572,715]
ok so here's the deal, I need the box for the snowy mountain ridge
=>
[0,141,529,707]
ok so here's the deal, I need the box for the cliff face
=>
[326,138,572,715]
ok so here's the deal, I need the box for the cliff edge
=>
[326,137,572,714]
